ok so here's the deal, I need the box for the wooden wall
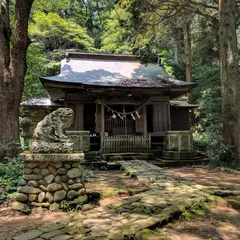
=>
[170,107,190,130]
[67,103,84,130]
[151,96,171,135]
[135,107,144,133]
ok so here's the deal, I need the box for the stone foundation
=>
[12,152,88,211]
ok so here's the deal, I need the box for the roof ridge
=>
[66,52,139,61]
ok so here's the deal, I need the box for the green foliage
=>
[59,200,84,212]
[23,43,48,100]
[32,0,70,14]
[29,11,95,51]
[193,132,208,151]
[23,10,96,100]
[0,158,24,200]
[101,7,133,53]
[181,197,210,220]
[194,65,233,164]
[23,45,66,100]
[59,200,72,211]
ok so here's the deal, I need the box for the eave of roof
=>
[170,100,198,108]
[20,97,198,109]
[21,97,63,107]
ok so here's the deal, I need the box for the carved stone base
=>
[30,141,73,153]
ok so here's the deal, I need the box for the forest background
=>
[0,0,240,169]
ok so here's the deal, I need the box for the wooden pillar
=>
[95,103,101,132]
[75,103,84,130]
[143,105,147,136]
[135,108,143,134]
[153,104,161,132]
[101,103,105,136]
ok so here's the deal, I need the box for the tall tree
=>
[0,0,34,160]
[219,0,240,156]
[183,21,193,103]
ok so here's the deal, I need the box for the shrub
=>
[0,157,24,201]
[193,65,240,168]
[193,132,208,151]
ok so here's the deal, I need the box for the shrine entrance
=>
[104,105,136,135]
[95,99,149,138]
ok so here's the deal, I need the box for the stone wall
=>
[12,153,88,212]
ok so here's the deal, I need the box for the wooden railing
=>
[101,135,151,153]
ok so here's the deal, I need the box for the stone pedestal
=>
[163,131,197,160]
[66,131,90,152]
[12,152,88,211]
[164,131,193,151]
[30,141,74,153]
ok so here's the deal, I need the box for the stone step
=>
[107,162,122,170]
[82,161,108,169]
[84,151,100,161]
[163,150,197,159]
[83,161,122,170]
[108,156,152,162]
[161,156,201,161]
[153,158,208,167]
[102,152,154,162]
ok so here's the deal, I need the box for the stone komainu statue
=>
[34,108,74,142]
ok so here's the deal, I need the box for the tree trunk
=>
[0,0,34,160]
[173,40,180,66]
[183,21,195,126]
[219,0,240,156]
[183,22,194,103]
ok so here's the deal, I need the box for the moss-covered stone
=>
[20,152,85,162]
[101,189,118,198]
[207,195,228,206]
[14,193,28,203]
[11,201,31,213]
[135,229,168,240]
[225,198,240,209]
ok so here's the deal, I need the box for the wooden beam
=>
[143,105,147,136]
[101,103,105,136]
[95,103,101,132]
[75,103,84,130]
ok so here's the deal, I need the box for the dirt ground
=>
[160,167,240,240]
[161,204,240,240]
[0,168,240,240]
[169,167,240,189]
[0,201,72,240]
[0,171,143,240]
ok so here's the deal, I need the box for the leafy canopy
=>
[29,11,95,51]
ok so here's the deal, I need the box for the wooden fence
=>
[101,135,151,153]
